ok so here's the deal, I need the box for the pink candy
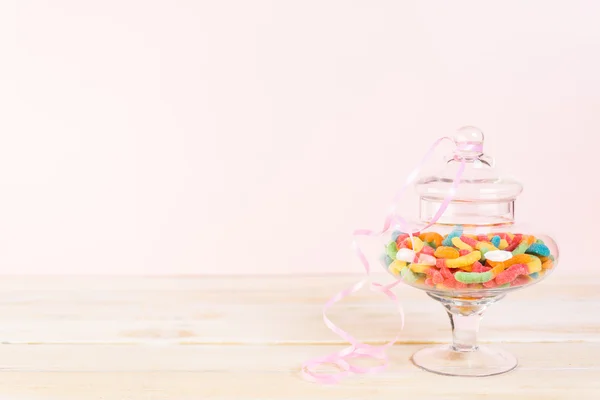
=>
[424,267,444,284]
[459,249,470,256]
[420,246,435,256]
[459,235,478,247]
[439,266,466,288]
[472,261,490,273]
[495,264,529,285]
[505,234,523,252]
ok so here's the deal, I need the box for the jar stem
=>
[447,310,484,352]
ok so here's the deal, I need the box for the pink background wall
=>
[2,1,597,275]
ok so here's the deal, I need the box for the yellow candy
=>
[409,263,431,274]
[452,237,473,251]
[414,277,427,285]
[498,239,509,250]
[434,246,460,259]
[457,264,473,272]
[388,260,406,276]
[407,237,424,252]
[490,263,506,277]
[445,251,482,268]
[476,241,498,252]
[526,256,542,273]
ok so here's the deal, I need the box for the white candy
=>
[396,248,416,263]
[485,250,513,262]
[418,254,437,266]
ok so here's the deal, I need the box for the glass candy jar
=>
[381,127,559,376]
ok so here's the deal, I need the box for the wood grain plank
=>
[0,274,597,344]
[0,343,598,371]
[0,344,597,399]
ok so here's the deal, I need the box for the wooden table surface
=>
[0,273,598,399]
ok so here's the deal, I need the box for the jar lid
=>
[415,126,523,226]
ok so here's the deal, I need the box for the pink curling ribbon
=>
[301,136,467,384]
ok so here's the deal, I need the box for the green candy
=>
[400,267,418,283]
[499,283,511,288]
[425,240,437,249]
[512,241,531,256]
[535,239,544,244]
[478,246,491,262]
[386,242,398,260]
[454,271,494,284]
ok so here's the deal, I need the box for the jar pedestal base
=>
[410,344,518,377]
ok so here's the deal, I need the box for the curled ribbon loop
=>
[301,136,467,384]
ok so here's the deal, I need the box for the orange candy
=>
[434,246,460,259]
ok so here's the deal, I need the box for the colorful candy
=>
[419,232,443,248]
[386,241,398,260]
[512,235,535,256]
[442,226,463,247]
[451,237,473,251]
[406,236,424,252]
[444,251,482,269]
[434,246,460,259]
[495,264,529,285]
[400,266,418,283]
[525,242,551,257]
[383,226,556,292]
[455,270,494,284]
[396,248,417,263]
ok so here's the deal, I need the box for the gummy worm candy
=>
[495,263,529,285]
[388,260,406,276]
[454,270,494,284]
[419,232,444,248]
[540,256,554,270]
[472,261,490,273]
[404,236,424,252]
[459,249,470,256]
[409,263,432,274]
[442,225,463,247]
[512,235,535,255]
[396,248,417,263]
[444,251,482,268]
[525,242,550,257]
[386,241,398,260]
[424,267,444,284]
[438,266,467,289]
[459,235,478,247]
[451,237,473,251]
[502,254,542,273]
[498,239,509,250]
[434,246,460,259]
[417,253,437,266]
[395,233,409,247]
[490,235,501,248]
[476,241,498,252]
[505,234,523,252]
[400,266,418,283]
[420,245,435,256]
